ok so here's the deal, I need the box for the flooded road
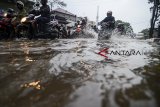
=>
[0,36,160,107]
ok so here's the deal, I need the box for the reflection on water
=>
[0,36,159,107]
[21,80,41,90]
[20,42,34,62]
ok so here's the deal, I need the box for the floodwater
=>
[0,34,160,107]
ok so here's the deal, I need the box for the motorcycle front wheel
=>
[19,26,34,40]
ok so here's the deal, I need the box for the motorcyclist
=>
[6,8,15,18]
[100,11,115,29]
[75,20,80,27]
[61,24,67,38]
[93,25,98,33]
[74,20,80,30]
[16,1,27,21]
[81,18,87,29]
[14,1,27,38]
[30,0,50,33]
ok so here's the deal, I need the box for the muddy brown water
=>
[0,36,160,107]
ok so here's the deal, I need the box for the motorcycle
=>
[50,14,70,39]
[92,25,99,33]
[98,22,114,40]
[18,14,59,40]
[16,1,59,40]
[37,19,59,39]
[16,14,35,39]
[0,8,16,40]
[70,24,84,38]
[57,24,68,39]
[15,2,40,39]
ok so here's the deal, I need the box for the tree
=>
[148,0,160,38]
[0,0,34,11]
[48,0,67,10]
[27,0,67,10]
[115,20,134,34]
[140,28,150,36]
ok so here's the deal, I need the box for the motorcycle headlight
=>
[21,17,27,23]
[78,25,81,28]
[4,13,7,17]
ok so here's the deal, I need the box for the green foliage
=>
[115,20,123,26]
[115,20,134,33]
[148,0,160,38]
[20,0,67,8]
[0,0,34,11]
[48,0,67,7]
[140,28,149,36]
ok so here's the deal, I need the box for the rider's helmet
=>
[16,1,24,10]
[6,8,15,18]
[81,18,85,22]
[41,0,48,6]
[7,8,15,14]
[77,20,80,24]
[107,11,112,17]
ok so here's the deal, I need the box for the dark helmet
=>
[16,1,24,10]
[6,8,15,18]
[7,8,15,14]
[82,18,85,21]
[107,11,112,17]
[41,0,48,5]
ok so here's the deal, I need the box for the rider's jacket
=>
[81,19,86,26]
[100,16,115,28]
[100,16,115,24]
[40,5,50,18]
[34,5,50,19]
[17,9,27,21]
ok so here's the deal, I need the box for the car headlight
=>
[4,13,7,17]
[21,17,27,23]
